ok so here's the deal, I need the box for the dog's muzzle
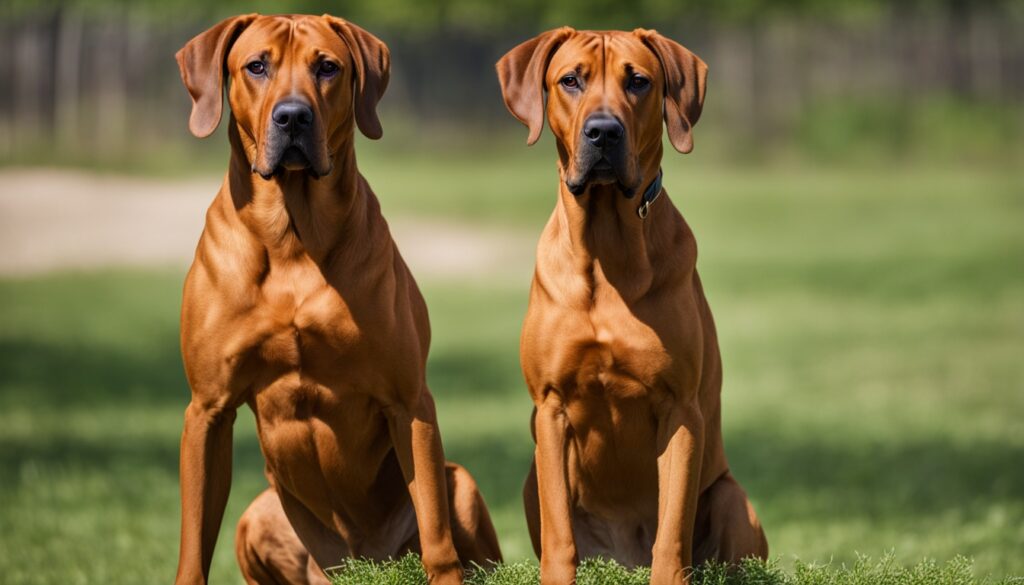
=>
[255,99,331,179]
[566,113,633,195]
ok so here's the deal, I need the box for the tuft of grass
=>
[329,554,1022,585]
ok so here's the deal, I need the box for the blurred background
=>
[0,0,1022,584]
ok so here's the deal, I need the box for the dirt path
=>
[0,169,534,282]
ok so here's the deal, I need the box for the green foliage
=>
[328,553,1023,585]
[9,0,1024,28]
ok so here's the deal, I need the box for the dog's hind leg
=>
[691,472,768,567]
[235,488,331,585]
[445,462,504,566]
[522,458,542,559]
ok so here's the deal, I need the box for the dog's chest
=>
[215,256,399,408]
[251,267,360,368]
[243,266,391,459]
[543,300,672,401]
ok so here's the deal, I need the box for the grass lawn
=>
[328,553,1022,585]
[0,154,1022,584]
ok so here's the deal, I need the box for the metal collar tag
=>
[637,169,663,219]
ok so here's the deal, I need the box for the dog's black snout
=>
[583,114,624,148]
[272,101,314,135]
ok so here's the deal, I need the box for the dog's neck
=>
[226,122,375,265]
[550,162,689,301]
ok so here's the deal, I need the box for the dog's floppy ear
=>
[496,27,575,145]
[325,16,391,140]
[175,14,257,138]
[635,29,708,154]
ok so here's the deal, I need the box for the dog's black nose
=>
[272,101,314,135]
[583,114,624,148]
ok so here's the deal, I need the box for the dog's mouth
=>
[256,141,331,180]
[591,158,614,173]
[278,146,310,171]
[566,156,634,196]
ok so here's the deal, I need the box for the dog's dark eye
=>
[246,61,266,76]
[560,75,579,90]
[628,75,650,91]
[318,61,340,78]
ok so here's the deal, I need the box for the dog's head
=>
[497,28,706,196]
[176,14,389,179]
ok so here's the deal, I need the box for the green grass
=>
[0,155,1022,584]
[327,553,1023,585]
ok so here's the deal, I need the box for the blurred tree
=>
[5,0,1022,28]
[1,0,1021,165]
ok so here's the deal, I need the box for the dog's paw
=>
[540,560,577,585]
[426,562,463,585]
[649,563,690,585]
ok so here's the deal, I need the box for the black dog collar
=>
[637,169,663,219]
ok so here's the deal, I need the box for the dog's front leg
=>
[650,400,705,585]
[175,398,237,585]
[535,391,578,585]
[388,389,463,585]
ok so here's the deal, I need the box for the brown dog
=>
[174,14,500,585]
[497,29,767,585]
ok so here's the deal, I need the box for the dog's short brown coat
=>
[174,14,500,585]
[497,28,768,585]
